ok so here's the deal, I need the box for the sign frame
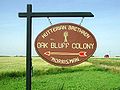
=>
[18,4,94,90]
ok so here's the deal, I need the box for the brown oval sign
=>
[35,23,97,66]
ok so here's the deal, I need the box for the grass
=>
[1,57,120,90]
[88,58,120,67]
[32,71,120,90]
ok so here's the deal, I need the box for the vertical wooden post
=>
[26,4,32,90]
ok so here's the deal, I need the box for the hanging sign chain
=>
[47,17,84,26]
[47,17,52,25]
[80,17,84,25]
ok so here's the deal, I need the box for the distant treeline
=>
[0,56,39,57]
[0,55,120,57]
[0,56,11,57]
[15,56,39,57]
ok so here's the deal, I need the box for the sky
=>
[0,0,120,57]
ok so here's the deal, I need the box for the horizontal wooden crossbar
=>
[19,12,94,18]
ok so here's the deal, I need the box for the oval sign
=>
[35,23,97,66]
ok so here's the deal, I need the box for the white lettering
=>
[50,57,80,64]
[51,42,69,48]
[72,43,94,49]
[68,25,90,38]
[41,25,67,38]
[37,42,48,48]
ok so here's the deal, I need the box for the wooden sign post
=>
[18,4,94,90]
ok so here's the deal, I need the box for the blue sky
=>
[0,0,120,57]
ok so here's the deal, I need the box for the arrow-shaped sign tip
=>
[44,51,50,56]
[79,51,87,57]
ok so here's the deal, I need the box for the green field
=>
[0,57,120,90]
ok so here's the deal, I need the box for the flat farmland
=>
[0,57,120,90]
